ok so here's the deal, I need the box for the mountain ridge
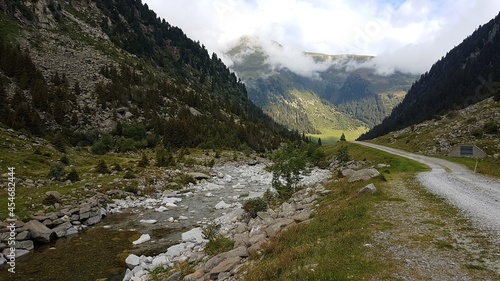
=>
[359,12,500,140]
[226,36,418,139]
[0,0,298,152]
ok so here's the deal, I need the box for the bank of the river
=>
[0,159,331,281]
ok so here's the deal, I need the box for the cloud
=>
[143,0,500,76]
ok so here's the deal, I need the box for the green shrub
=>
[112,163,123,171]
[95,160,110,174]
[123,170,136,179]
[51,133,67,153]
[336,145,351,164]
[484,122,499,135]
[177,174,196,186]
[48,161,66,180]
[91,140,109,155]
[43,194,61,206]
[202,223,235,256]
[65,168,80,182]
[59,155,70,165]
[124,185,139,194]
[243,198,268,218]
[137,153,149,167]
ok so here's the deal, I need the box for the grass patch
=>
[243,180,389,281]
[242,142,428,281]
[321,142,429,174]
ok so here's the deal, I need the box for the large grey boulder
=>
[208,256,241,280]
[52,221,72,238]
[125,254,140,269]
[358,183,377,194]
[24,220,54,243]
[348,168,380,183]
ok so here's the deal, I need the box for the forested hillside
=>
[359,12,500,140]
[227,38,417,136]
[0,0,297,152]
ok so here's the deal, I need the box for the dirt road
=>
[356,141,500,236]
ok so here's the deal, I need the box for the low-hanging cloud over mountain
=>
[144,0,500,76]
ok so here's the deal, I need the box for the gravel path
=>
[356,141,500,236]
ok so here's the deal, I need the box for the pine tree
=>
[340,133,346,142]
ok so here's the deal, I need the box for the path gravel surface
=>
[356,141,500,236]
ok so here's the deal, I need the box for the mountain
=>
[359,12,500,140]
[0,0,297,152]
[226,36,418,140]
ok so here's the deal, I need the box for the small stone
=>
[125,254,140,269]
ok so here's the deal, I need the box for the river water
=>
[0,162,330,280]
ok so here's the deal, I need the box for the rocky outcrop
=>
[0,195,107,265]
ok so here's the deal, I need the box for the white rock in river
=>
[215,201,232,209]
[155,206,168,212]
[132,234,151,245]
[139,219,157,224]
[125,254,140,269]
[162,197,182,204]
[165,202,178,208]
[181,227,206,243]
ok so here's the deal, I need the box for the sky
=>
[143,0,500,76]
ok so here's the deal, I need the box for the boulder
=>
[293,211,311,222]
[125,254,140,269]
[224,246,249,258]
[215,201,232,210]
[132,234,151,245]
[358,183,377,194]
[341,169,356,178]
[24,220,54,243]
[265,218,295,238]
[209,256,241,280]
[16,240,34,251]
[15,231,31,241]
[45,191,62,200]
[52,221,72,238]
[83,215,101,226]
[183,269,204,281]
[187,172,211,180]
[348,168,380,183]
[181,227,205,243]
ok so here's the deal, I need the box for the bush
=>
[95,160,110,174]
[484,122,499,135]
[51,133,67,153]
[243,198,268,218]
[137,153,149,167]
[202,223,235,256]
[123,170,136,179]
[177,174,196,186]
[91,140,109,155]
[336,146,350,164]
[112,163,123,171]
[43,194,61,206]
[124,185,139,194]
[65,168,80,182]
[49,161,66,180]
[59,155,70,165]
[123,122,147,141]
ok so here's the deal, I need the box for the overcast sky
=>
[143,0,500,76]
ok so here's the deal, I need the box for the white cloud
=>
[143,0,500,75]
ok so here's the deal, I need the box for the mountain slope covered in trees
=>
[359,12,500,140]
[226,37,417,139]
[0,0,297,152]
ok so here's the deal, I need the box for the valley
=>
[0,0,499,280]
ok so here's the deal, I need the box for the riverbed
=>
[0,161,330,280]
